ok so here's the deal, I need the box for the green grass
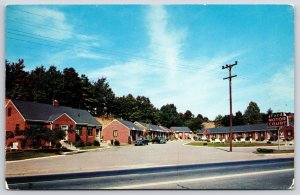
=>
[187,141,281,147]
[79,146,104,150]
[6,150,58,161]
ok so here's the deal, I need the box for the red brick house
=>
[102,119,144,144]
[5,99,102,149]
[134,121,172,139]
[197,123,294,141]
[170,127,192,139]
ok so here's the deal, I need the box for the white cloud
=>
[12,6,73,40]
[85,5,244,119]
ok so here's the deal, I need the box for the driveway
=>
[5,140,294,177]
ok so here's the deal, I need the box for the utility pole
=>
[222,61,238,152]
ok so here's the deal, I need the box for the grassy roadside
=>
[6,150,60,161]
[79,146,105,150]
[186,141,283,147]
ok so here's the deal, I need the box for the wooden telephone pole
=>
[222,61,238,152]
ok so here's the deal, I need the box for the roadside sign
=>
[268,112,289,127]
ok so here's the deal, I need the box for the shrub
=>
[110,140,114,145]
[257,148,274,153]
[260,136,265,141]
[203,143,208,146]
[6,131,14,139]
[75,141,85,148]
[211,136,216,141]
[267,141,272,144]
[114,139,120,146]
[86,142,92,146]
[55,142,62,148]
[128,136,132,144]
[245,136,250,141]
[93,140,100,146]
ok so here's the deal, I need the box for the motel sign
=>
[268,112,289,127]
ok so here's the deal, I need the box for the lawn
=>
[6,150,59,161]
[79,146,104,150]
[187,141,283,147]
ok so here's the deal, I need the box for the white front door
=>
[61,125,68,141]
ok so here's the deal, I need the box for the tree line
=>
[6,59,207,130]
[214,101,273,127]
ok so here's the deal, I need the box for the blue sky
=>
[6,5,294,120]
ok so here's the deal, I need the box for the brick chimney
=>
[52,100,59,107]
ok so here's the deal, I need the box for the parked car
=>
[152,136,166,144]
[135,137,149,146]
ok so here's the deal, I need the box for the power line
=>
[7,28,203,72]
[7,8,205,71]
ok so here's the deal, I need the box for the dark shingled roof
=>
[197,123,278,135]
[171,127,191,133]
[116,119,143,131]
[135,121,168,132]
[12,100,101,126]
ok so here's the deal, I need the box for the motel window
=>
[76,126,82,136]
[7,108,12,117]
[88,127,93,136]
[113,130,118,138]
[15,124,20,131]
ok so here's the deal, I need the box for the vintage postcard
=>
[5,4,294,190]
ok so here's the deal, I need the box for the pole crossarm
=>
[223,75,237,80]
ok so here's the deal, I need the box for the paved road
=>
[7,158,294,190]
[6,140,294,177]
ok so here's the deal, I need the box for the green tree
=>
[244,101,263,124]
[28,66,49,103]
[159,104,182,128]
[6,59,31,100]
[46,66,64,103]
[61,68,82,108]
[214,115,223,128]
[80,74,95,112]
[233,111,246,126]
[92,77,115,116]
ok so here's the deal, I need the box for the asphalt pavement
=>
[6,140,294,178]
[7,158,294,190]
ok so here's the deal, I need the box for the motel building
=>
[5,99,102,150]
[197,123,294,141]
[102,119,173,144]
[134,121,172,140]
[170,127,192,140]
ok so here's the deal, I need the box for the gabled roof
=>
[116,119,143,131]
[135,121,165,132]
[11,100,101,126]
[170,126,191,133]
[197,123,278,134]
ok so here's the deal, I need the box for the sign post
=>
[268,112,289,151]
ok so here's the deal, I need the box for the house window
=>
[88,127,93,136]
[76,126,82,136]
[7,108,12,117]
[15,124,20,131]
[113,130,118,137]
[69,125,73,130]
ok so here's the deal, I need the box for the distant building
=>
[102,119,144,144]
[134,121,172,139]
[5,99,101,149]
[197,123,294,141]
[170,127,192,139]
